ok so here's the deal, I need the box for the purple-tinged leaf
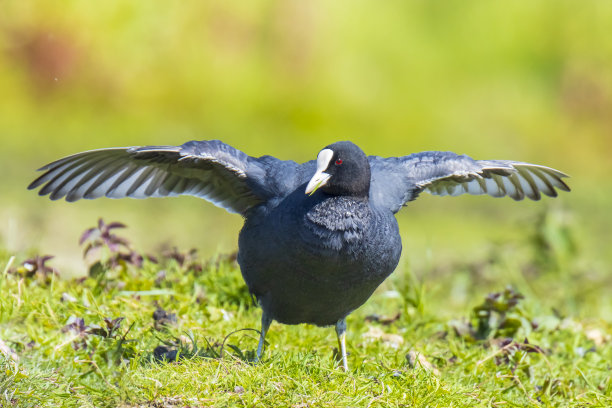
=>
[106,222,127,230]
[79,227,97,245]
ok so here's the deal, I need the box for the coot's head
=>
[305,141,370,198]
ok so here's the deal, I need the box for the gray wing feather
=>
[369,151,570,213]
[420,161,570,200]
[29,140,265,214]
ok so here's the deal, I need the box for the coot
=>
[29,140,570,370]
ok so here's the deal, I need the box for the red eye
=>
[335,159,343,165]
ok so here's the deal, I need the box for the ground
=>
[1,212,611,407]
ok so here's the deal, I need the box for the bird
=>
[28,140,570,370]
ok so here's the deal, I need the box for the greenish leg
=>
[335,318,348,371]
[256,312,272,362]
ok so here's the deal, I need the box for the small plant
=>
[88,317,125,339]
[61,316,91,351]
[473,286,532,340]
[79,218,151,279]
[158,246,202,273]
[151,332,219,363]
[80,219,130,258]
[61,315,135,364]
[450,287,534,341]
[9,255,58,284]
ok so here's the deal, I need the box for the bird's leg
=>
[255,312,272,362]
[335,318,348,371]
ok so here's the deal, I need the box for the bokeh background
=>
[1,1,611,282]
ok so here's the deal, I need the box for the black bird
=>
[28,140,570,370]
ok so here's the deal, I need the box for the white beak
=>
[305,148,334,195]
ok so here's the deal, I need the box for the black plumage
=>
[29,139,570,370]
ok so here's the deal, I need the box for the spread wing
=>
[28,139,280,215]
[369,151,570,213]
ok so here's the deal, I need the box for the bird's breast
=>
[301,196,372,252]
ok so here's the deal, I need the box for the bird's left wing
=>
[369,151,570,213]
[28,140,277,215]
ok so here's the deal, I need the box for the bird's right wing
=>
[29,140,295,215]
[369,151,570,213]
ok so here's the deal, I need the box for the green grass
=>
[1,212,611,407]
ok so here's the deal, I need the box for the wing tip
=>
[557,179,571,192]
[28,172,50,190]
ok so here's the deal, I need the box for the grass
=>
[1,211,611,407]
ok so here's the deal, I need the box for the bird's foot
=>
[335,318,349,371]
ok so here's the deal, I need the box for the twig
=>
[2,256,14,277]
[219,328,261,360]
[511,374,538,405]
[476,342,516,367]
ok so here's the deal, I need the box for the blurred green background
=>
[1,1,611,276]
